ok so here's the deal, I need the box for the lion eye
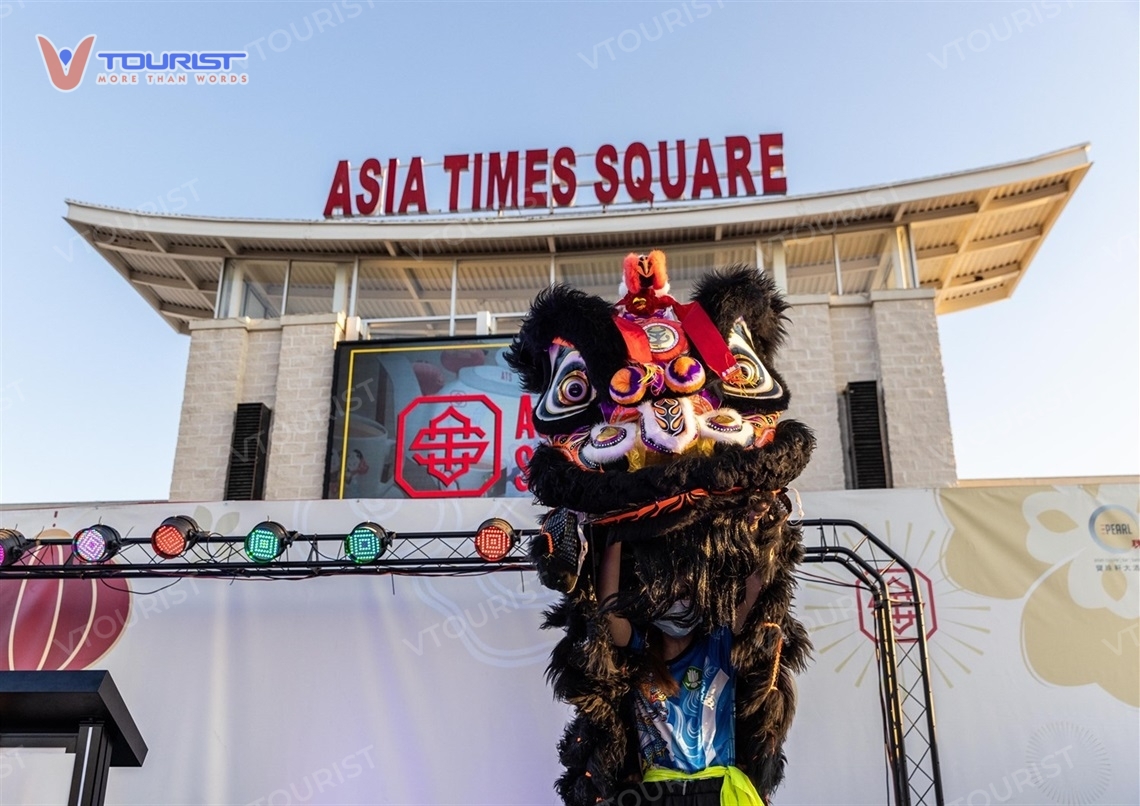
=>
[558,370,590,405]
[536,343,596,426]
[733,355,760,384]
[721,318,784,401]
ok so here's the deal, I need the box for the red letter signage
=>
[322,133,787,217]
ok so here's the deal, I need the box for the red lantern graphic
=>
[0,531,132,670]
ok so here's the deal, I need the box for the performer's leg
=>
[679,778,722,806]
[605,779,674,805]
[606,778,722,806]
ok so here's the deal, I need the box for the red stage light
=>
[151,516,202,559]
[474,518,517,563]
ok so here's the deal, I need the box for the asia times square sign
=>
[323,134,787,217]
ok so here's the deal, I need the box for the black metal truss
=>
[1,519,942,804]
[0,530,540,579]
[801,519,944,806]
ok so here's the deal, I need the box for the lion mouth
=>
[548,395,780,473]
[524,417,814,533]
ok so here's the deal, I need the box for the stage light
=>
[344,522,392,565]
[73,525,123,564]
[151,515,204,559]
[244,521,295,564]
[0,529,31,567]
[474,518,517,563]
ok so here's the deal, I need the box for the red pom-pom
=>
[622,250,670,293]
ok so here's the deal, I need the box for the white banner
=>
[1,485,1137,805]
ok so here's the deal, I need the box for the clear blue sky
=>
[1,1,1137,504]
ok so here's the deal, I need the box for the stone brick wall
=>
[871,292,957,488]
[781,297,846,492]
[263,315,346,500]
[169,322,249,502]
[169,315,345,502]
[830,303,879,387]
[242,329,282,407]
[169,291,954,502]
[780,290,956,492]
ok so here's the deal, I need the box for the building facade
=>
[64,145,1090,500]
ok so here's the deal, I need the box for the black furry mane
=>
[504,284,626,395]
[691,266,789,363]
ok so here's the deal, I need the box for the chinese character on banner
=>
[856,568,938,644]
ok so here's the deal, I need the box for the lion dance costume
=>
[506,251,815,804]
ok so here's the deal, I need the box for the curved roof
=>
[65,144,1090,333]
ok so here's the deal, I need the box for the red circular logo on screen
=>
[395,395,503,498]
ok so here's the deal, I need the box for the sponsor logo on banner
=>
[856,568,937,644]
[37,34,248,89]
[1089,503,1140,576]
[1089,504,1140,560]
[804,517,988,690]
[942,484,1140,707]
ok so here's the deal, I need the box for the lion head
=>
[507,251,814,625]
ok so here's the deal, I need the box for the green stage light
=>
[344,522,392,565]
[244,521,295,564]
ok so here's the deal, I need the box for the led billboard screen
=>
[324,338,536,499]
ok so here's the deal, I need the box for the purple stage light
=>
[73,525,122,564]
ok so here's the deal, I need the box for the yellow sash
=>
[641,766,764,806]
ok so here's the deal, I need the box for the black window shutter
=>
[225,403,272,500]
[844,381,890,489]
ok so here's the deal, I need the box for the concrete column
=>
[829,302,879,388]
[771,240,788,293]
[263,313,347,500]
[780,297,846,491]
[169,320,250,502]
[870,290,957,488]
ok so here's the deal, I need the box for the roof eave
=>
[64,144,1091,243]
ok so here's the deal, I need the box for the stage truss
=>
[1,518,943,805]
[800,519,944,806]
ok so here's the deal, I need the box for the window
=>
[284,261,340,315]
[219,259,286,319]
[219,259,347,319]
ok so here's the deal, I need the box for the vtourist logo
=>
[36,34,249,89]
[36,34,96,91]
